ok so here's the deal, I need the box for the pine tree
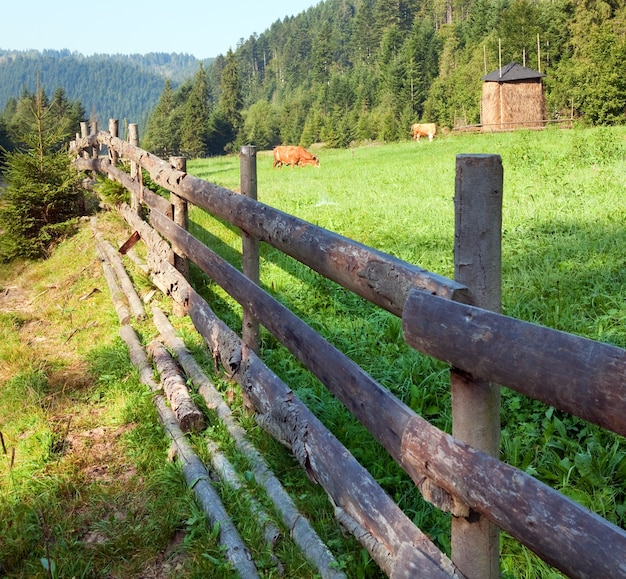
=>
[180,65,210,158]
[215,49,243,153]
[0,85,84,261]
[143,80,178,155]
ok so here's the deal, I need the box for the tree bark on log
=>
[151,306,348,579]
[119,324,259,578]
[403,290,626,438]
[94,242,130,325]
[146,340,205,433]
[92,226,146,321]
[207,439,281,549]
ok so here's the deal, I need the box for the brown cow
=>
[411,123,437,142]
[273,145,320,168]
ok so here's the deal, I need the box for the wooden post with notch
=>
[80,122,90,158]
[128,123,140,211]
[108,119,118,166]
[240,145,260,354]
[451,154,502,579]
[169,156,189,317]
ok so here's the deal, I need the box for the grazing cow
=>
[411,123,437,142]
[273,145,320,168]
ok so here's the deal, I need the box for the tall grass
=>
[188,126,626,577]
[0,219,271,578]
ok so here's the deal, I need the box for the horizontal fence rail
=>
[403,290,626,437]
[72,126,626,579]
[76,133,469,316]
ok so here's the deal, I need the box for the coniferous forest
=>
[1,0,625,157]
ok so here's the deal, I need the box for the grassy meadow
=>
[0,125,625,578]
[188,125,626,576]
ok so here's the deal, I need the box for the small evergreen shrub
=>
[0,89,84,261]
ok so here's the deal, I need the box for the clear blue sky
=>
[1,0,322,60]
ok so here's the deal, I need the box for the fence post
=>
[169,156,190,300]
[128,123,140,211]
[90,121,99,158]
[80,122,90,158]
[240,145,260,354]
[451,154,503,579]
[108,119,118,166]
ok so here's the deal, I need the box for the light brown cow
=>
[273,145,320,168]
[410,123,437,142]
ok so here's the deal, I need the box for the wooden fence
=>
[72,122,626,579]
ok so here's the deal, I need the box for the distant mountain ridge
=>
[0,49,212,130]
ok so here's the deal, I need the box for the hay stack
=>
[481,62,546,131]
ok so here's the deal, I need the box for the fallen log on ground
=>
[119,323,259,578]
[94,243,130,325]
[146,271,458,577]
[206,439,282,550]
[146,340,205,433]
[91,218,145,320]
[151,306,347,579]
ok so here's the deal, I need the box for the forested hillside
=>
[0,50,209,129]
[143,0,626,155]
[2,0,625,157]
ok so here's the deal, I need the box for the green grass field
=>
[1,126,625,577]
[188,125,626,576]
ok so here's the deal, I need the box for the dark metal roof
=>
[482,61,546,82]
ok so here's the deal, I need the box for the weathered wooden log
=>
[119,324,259,578]
[403,290,626,438]
[333,506,394,573]
[184,289,460,579]
[87,132,469,316]
[92,228,146,321]
[92,226,130,325]
[150,311,352,579]
[207,439,281,548]
[123,247,150,275]
[147,282,458,576]
[151,306,343,575]
[96,247,130,324]
[152,306,409,577]
[146,340,205,433]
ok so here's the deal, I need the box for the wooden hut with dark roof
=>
[481,62,546,131]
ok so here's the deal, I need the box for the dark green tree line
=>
[139,0,626,156]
